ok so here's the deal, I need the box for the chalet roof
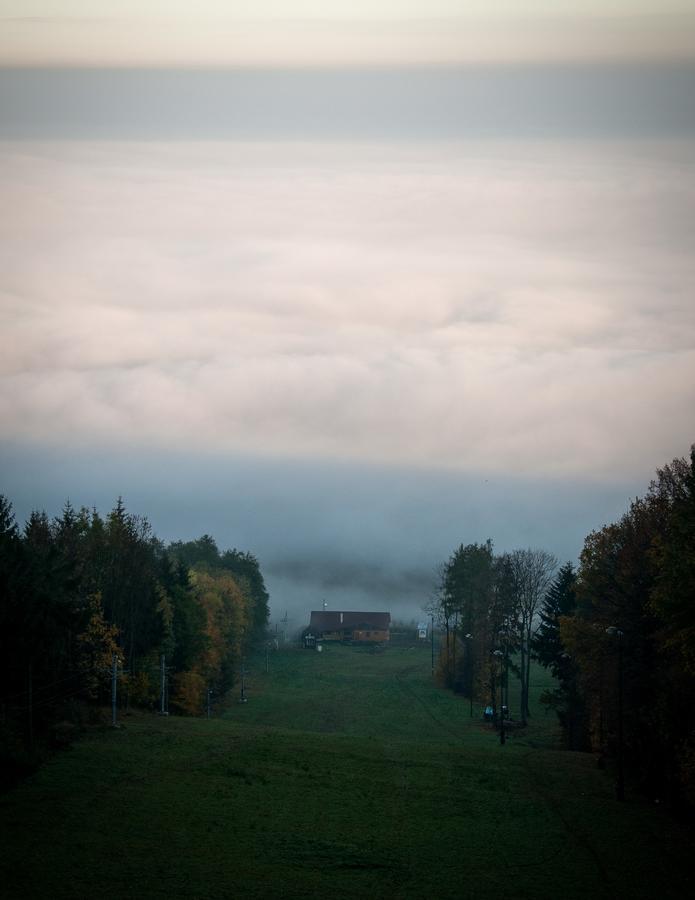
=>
[309,610,391,631]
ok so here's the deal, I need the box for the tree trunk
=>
[519,640,527,725]
[444,618,450,685]
[524,632,532,719]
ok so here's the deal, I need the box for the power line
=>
[1,668,93,703]
[9,681,90,713]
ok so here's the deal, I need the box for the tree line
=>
[431,541,557,727]
[0,496,269,777]
[432,446,695,812]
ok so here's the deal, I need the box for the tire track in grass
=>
[392,664,568,888]
[395,662,609,889]
[393,665,468,742]
[518,748,611,888]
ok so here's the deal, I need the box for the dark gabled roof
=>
[309,611,391,631]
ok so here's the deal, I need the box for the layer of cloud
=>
[2,3,695,66]
[1,139,694,483]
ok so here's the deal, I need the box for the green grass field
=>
[1,643,693,899]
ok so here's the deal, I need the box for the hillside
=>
[0,643,692,899]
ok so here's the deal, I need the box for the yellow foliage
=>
[126,670,157,708]
[77,592,123,699]
[171,670,206,716]
[190,569,250,681]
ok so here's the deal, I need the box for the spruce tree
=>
[533,561,576,678]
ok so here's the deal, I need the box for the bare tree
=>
[509,548,557,724]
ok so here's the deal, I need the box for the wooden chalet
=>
[308,610,391,644]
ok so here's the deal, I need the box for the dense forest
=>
[0,497,269,779]
[431,447,695,813]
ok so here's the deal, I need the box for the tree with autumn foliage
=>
[193,570,250,684]
[559,448,695,809]
[76,593,122,701]
[433,541,496,695]
[0,493,270,774]
[433,541,556,723]
[168,536,270,648]
[650,450,695,675]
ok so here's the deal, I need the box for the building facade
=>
[307,610,391,643]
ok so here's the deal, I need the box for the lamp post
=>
[495,622,511,745]
[560,651,573,748]
[500,635,509,746]
[463,633,474,717]
[431,613,435,675]
[492,649,505,742]
[111,653,119,728]
[606,626,625,801]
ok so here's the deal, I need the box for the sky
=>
[2,1,695,65]
[1,3,694,629]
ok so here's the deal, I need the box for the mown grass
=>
[1,643,692,899]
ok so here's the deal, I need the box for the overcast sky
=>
[1,5,694,626]
[2,1,695,65]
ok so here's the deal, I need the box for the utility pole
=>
[281,611,289,644]
[27,662,33,750]
[239,657,248,703]
[265,643,269,674]
[500,645,508,746]
[463,633,474,718]
[111,652,119,728]
[207,686,212,719]
[160,653,169,716]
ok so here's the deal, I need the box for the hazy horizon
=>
[2,65,694,140]
[0,437,683,629]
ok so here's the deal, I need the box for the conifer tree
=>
[533,562,576,676]
[533,562,586,747]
